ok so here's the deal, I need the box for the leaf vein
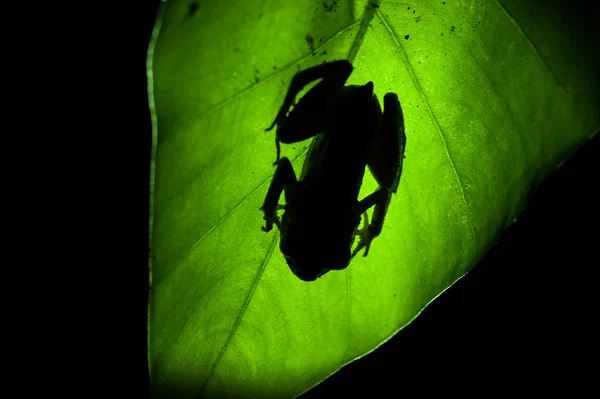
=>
[494,0,572,102]
[347,0,381,62]
[193,23,361,122]
[200,233,280,394]
[377,11,477,249]
[154,150,308,288]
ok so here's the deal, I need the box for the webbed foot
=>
[260,204,285,232]
[351,212,373,258]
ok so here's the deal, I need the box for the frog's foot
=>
[351,212,373,258]
[265,99,297,133]
[260,204,285,232]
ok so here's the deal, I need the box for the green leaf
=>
[148,0,599,397]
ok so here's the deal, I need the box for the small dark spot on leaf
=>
[450,25,456,33]
[188,1,199,18]
[443,1,446,4]
[323,0,339,12]
[408,6,410,9]
[234,47,241,52]
[370,2,380,8]
[413,10,416,14]
[273,65,278,70]
[321,50,327,55]
[441,32,444,36]
[404,34,410,39]
[306,34,316,52]
[393,294,397,297]
[415,16,421,22]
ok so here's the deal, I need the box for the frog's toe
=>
[351,212,373,258]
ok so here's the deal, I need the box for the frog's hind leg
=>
[266,60,354,165]
[351,211,374,258]
[265,60,354,133]
[260,157,297,232]
[355,186,389,248]
[367,93,406,193]
[356,93,406,247]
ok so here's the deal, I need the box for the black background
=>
[131,2,599,397]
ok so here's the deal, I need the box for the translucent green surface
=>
[148,1,599,397]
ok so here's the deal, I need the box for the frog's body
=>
[261,60,406,281]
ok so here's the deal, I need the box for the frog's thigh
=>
[367,93,406,193]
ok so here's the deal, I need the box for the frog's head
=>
[281,246,352,282]
[279,214,354,281]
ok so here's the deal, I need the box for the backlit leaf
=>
[148,0,599,397]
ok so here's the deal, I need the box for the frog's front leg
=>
[352,188,391,258]
[260,157,297,232]
[352,93,407,258]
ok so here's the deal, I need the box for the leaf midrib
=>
[199,233,280,395]
[376,10,478,250]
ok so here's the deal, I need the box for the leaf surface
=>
[148,0,599,397]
